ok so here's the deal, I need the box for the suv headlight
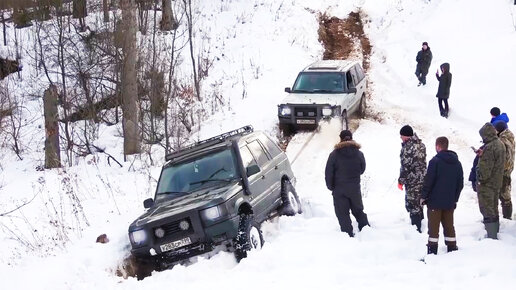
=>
[200,205,227,223]
[279,105,291,116]
[129,229,148,246]
[322,107,333,116]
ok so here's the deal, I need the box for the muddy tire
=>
[357,94,366,118]
[280,180,302,216]
[341,110,349,130]
[234,214,263,262]
[279,123,293,137]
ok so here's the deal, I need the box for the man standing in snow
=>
[325,130,369,237]
[421,137,463,254]
[398,125,427,233]
[435,63,452,118]
[415,41,432,86]
[476,123,505,239]
[494,121,515,220]
[490,107,509,125]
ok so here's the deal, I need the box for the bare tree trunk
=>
[44,85,61,169]
[160,0,176,31]
[103,0,110,22]
[183,0,200,101]
[1,11,6,46]
[73,0,88,31]
[121,0,141,155]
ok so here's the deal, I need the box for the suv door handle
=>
[261,175,265,180]
[274,165,278,170]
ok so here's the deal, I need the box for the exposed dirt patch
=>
[318,11,372,71]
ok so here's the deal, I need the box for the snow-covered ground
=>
[2,0,516,289]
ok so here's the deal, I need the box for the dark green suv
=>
[128,126,301,272]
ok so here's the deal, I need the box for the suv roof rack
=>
[165,125,254,161]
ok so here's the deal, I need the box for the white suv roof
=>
[302,60,357,73]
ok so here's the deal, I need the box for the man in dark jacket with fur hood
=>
[325,130,369,237]
[421,137,463,255]
[436,63,452,118]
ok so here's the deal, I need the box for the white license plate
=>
[296,119,316,124]
[160,237,192,252]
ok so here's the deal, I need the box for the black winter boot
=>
[502,202,512,220]
[427,244,438,255]
[410,214,422,233]
[447,245,458,252]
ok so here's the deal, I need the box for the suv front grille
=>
[294,107,317,117]
[155,218,194,240]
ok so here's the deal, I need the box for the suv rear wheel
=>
[357,94,366,118]
[235,214,263,262]
[280,180,302,216]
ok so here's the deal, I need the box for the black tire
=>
[357,94,366,118]
[279,123,293,137]
[234,214,264,262]
[280,180,302,216]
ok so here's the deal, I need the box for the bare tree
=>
[73,0,88,32]
[160,0,177,31]
[121,0,141,155]
[182,0,200,101]
[103,0,110,22]
[44,84,61,168]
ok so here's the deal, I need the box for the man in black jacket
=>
[325,130,369,237]
[421,137,464,254]
[415,41,433,86]
[435,63,452,118]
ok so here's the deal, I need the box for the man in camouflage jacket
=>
[476,123,505,239]
[398,125,427,232]
[494,121,515,219]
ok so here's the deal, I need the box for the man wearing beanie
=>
[325,130,369,237]
[490,107,509,125]
[494,121,515,219]
[415,41,432,86]
[398,125,427,232]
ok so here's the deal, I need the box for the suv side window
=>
[247,140,270,167]
[239,145,257,168]
[346,71,355,90]
[354,64,365,82]
[258,135,282,158]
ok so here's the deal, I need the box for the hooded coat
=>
[477,123,505,189]
[491,113,510,125]
[498,128,515,176]
[421,150,464,210]
[325,140,365,197]
[436,63,452,99]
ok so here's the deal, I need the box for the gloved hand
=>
[398,183,403,190]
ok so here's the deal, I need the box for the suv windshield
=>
[156,149,239,202]
[292,72,345,93]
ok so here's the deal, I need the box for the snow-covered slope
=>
[2,0,516,289]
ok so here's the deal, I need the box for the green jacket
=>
[499,128,515,176]
[477,123,505,189]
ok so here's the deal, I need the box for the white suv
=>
[278,60,367,133]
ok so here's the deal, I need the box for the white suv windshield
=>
[292,72,345,93]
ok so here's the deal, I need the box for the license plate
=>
[296,119,316,124]
[160,237,192,252]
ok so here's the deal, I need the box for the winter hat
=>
[340,130,353,141]
[400,125,414,137]
[494,120,508,133]
[422,41,428,46]
[490,107,501,116]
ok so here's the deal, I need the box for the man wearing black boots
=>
[421,137,464,254]
[398,125,427,233]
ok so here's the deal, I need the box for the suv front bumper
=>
[278,104,340,126]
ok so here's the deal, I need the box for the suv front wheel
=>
[235,214,264,262]
[280,180,302,216]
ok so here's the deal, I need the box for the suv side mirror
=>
[246,164,260,177]
[284,87,291,93]
[348,87,357,93]
[143,198,154,209]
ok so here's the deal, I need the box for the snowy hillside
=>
[2,0,516,289]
